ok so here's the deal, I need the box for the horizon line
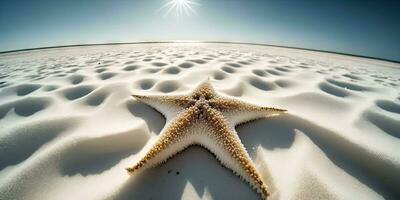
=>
[0,40,399,64]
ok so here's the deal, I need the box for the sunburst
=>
[158,0,200,17]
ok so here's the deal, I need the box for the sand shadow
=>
[326,78,371,91]
[318,82,350,98]
[111,147,260,200]
[60,128,149,176]
[15,83,42,96]
[246,77,277,91]
[363,110,400,138]
[83,89,110,106]
[0,97,51,119]
[375,100,400,114]
[0,118,78,170]
[61,85,96,100]
[126,100,165,135]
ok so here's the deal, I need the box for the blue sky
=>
[0,0,399,61]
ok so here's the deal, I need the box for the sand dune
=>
[0,43,399,200]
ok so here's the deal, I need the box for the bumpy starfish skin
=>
[127,81,286,199]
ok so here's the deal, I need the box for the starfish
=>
[126,81,286,199]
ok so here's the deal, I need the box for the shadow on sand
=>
[112,146,260,200]
[59,127,149,176]
[126,100,165,135]
[0,118,78,171]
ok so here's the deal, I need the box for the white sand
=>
[0,43,399,200]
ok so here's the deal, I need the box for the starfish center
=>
[192,96,213,119]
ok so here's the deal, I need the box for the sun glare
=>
[158,0,200,17]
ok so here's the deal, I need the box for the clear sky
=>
[0,0,399,61]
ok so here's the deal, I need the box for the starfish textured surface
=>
[126,81,287,199]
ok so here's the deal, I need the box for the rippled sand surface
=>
[0,43,399,200]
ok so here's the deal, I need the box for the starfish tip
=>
[131,94,142,99]
[126,167,135,173]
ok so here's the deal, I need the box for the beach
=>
[0,42,399,200]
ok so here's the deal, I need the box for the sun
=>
[158,0,200,17]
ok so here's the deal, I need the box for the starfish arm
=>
[201,107,271,198]
[132,93,194,120]
[209,97,287,126]
[126,106,199,173]
[191,81,217,100]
